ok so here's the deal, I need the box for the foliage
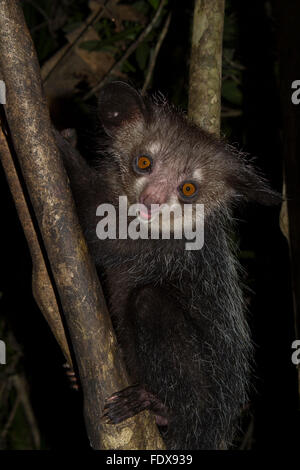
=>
[22,0,169,89]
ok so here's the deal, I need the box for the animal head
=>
[98,81,279,229]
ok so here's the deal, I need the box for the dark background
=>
[0,0,298,449]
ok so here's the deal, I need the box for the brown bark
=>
[0,0,164,449]
[188,0,225,135]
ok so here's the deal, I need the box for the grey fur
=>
[56,82,277,449]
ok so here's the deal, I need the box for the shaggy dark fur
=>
[55,82,278,449]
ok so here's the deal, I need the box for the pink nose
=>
[139,185,168,208]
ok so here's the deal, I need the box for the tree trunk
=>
[189,0,225,135]
[0,0,165,450]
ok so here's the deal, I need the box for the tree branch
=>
[142,12,171,95]
[0,0,164,450]
[43,0,111,84]
[83,0,168,100]
[0,116,72,366]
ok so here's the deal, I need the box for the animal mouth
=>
[138,205,161,221]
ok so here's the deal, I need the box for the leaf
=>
[94,18,114,37]
[122,60,136,73]
[100,45,118,54]
[79,24,142,52]
[148,0,160,10]
[222,80,243,106]
[79,40,102,52]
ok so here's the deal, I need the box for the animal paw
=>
[102,384,168,426]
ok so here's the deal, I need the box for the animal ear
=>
[224,151,281,206]
[98,81,147,136]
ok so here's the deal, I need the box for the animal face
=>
[97,81,279,232]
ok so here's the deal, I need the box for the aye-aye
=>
[56,82,278,449]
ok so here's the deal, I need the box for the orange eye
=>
[181,182,197,197]
[137,156,151,169]
[134,155,153,174]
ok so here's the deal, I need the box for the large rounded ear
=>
[98,81,148,136]
[224,149,281,206]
